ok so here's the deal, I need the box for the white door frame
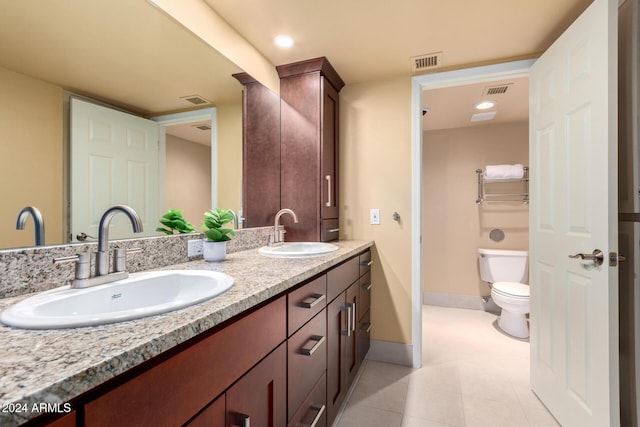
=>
[410,59,536,368]
[153,108,218,210]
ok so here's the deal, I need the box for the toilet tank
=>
[478,248,528,283]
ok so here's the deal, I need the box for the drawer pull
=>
[325,175,332,207]
[300,293,326,309]
[361,322,372,333]
[235,413,250,427]
[362,283,372,291]
[300,335,326,356]
[327,228,340,233]
[360,260,373,267]
[304,404,326,427]
[343,305,352,337]
[351,302,357,332]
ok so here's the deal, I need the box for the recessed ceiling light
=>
[274,35,294,48]
[474,100,496,110]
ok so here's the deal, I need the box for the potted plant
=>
[156,208,195,234]
[201,208,236,261]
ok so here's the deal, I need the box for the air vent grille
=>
[193,124,212,131]
[411,52,443,72]
[180,95,211,105]
[483,84,512,96]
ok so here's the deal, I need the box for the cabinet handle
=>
[304,404,326,427]
[360,260,373,267]
[325,175,332,207]
[343,305,352,337]
[362,282,372,291]
[235,413,250,427]
[300,335,326,356]
[327,228,340,233]
[300,293,326,309]
[361,322,372,333]
[351,302,357,332]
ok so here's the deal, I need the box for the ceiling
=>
[205,0,592,84]
[0,0,591,124]
[422,77,529,131]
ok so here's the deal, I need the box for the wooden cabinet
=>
[84,297,286,427]
[326,257,360,425]
[226,343,287,427]
[30,250,370,427]
[278,57,345,242]
[326,250,372,426]
[232,72,281,228]
[185,395,225,427]
[287,276,328,425]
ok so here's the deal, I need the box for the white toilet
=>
[478,248,530,338]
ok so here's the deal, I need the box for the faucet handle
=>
[53,253,90,281]
[114,247,142,273]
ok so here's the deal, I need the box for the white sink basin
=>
[258,242,339,258]
[0,270,234,329]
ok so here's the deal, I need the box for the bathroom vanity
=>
[0,240,372,427]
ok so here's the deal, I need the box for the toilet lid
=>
[493,282,529,298]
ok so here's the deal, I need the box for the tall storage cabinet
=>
[277,57,344,242]
[232,72,281,228]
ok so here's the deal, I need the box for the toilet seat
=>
[492,282,529,298]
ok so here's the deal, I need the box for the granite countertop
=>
[0,240,372,426]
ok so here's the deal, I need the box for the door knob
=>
[568,249,604,266]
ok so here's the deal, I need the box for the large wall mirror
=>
[0,0,248,250]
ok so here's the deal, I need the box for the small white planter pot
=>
[203,240,227,262]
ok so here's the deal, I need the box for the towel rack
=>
[476,167,529,205]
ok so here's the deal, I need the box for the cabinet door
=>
[326,293,347,425]
[226,343,287,427]
[321,78,339,221]
[186,395,225,427]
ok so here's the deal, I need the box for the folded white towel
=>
[485,164,524,179]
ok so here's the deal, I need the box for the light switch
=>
[370,209,380,225]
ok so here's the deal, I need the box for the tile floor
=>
[335,305,560,427]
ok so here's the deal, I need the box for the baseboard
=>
[423,291,500,313]
[366,339,413,366]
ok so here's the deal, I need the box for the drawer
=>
[85,296,286,427]
[288,275,327,336]
[288,308,327,421]
[321,219,339,242]
[359,271,371,320]
[288,372,327,427]
[359,249,372,277]
[327,256,359,302]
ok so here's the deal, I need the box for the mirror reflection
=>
[0,0,245,250]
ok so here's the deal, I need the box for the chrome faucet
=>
[96,205,143,276]
[16,206,45,246]
[228,209,239,229]
[270,208,298,245]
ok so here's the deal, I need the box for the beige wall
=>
[216,102,243,218]
[422,122,529,297]
[165,134,211,229]
[340,76,413,345]
[0,66,64,248]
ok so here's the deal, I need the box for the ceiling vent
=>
[483,84,512,96]
[180,95,211,105]
[193,123,212,131]
[411,52,443,72]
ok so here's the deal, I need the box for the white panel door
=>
[529,0,618,426]
[71,98,161,241]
